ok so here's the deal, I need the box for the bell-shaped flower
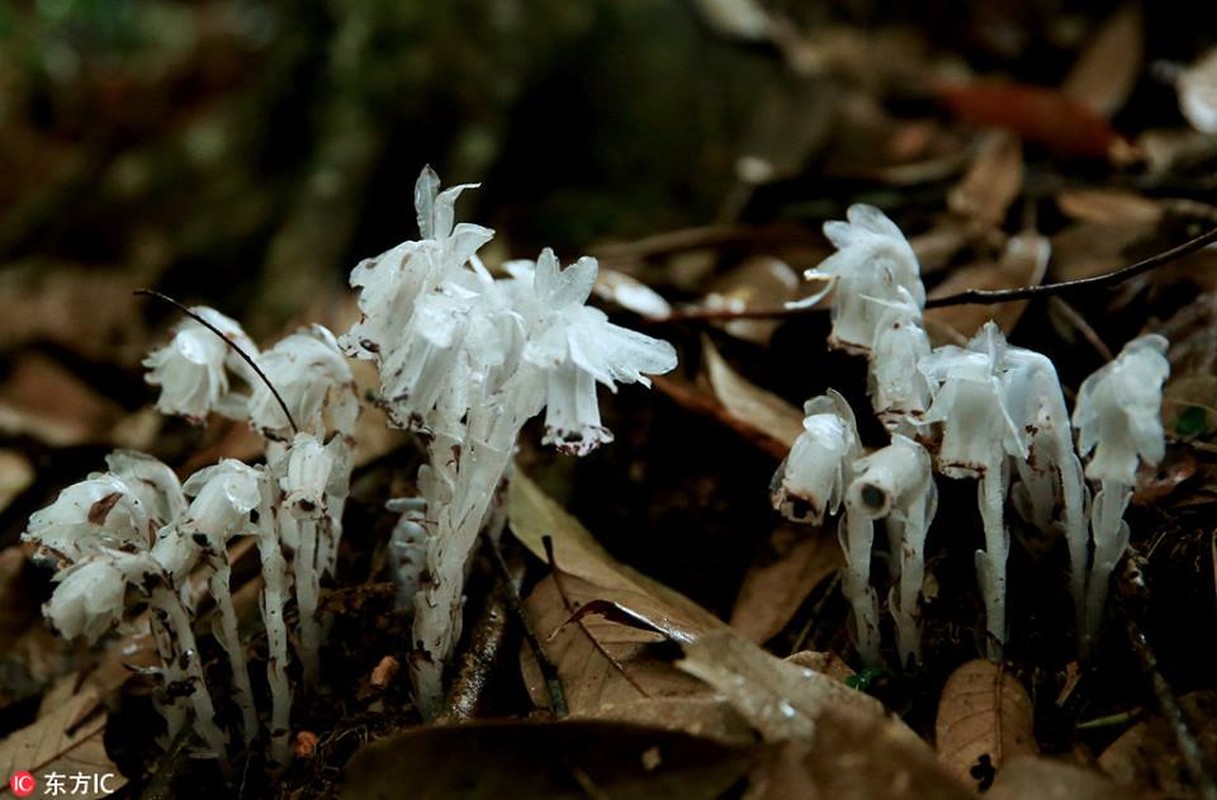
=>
[249,325,358,439]
[1072,333,1170,654]
[46,550,165,641]
[143,306,256,423]
[845,435,937,666]
[770,390,861,524]
[796,204,926,354]
[24,473,155,568]
[180,459,264,553]
[105,450,187,527]
[1074,334,1170,486]
[518,249,678,456]
[867,289,932,431]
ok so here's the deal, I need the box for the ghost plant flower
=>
[24,474,156,568]
[770,390,861,525]
[845,435,937,667]
[867,289,933,433]
[1073,334,1170,652]
[793,204,926,355]
[920,324,1026,658]
[143,307,258,422]
[343,168,676,716]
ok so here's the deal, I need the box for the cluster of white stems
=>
[773,205,1170,665]
[24,310,357,767]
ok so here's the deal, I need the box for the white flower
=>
[798,204,925,354]
[46,551,161,642]
[143,307,256,422]
[24,474,154,567]
[343,167,494,366]
[770,390,861,524]
[105,450,187,527]
[281,433,334,517]
[1073,334,1170,485]
[249,326,358,439]
[516,249,677,455]
[180,460,265,552]
[868,290,932,429]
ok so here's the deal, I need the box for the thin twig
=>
[648,225,1217,323]
[135,289,299,434]
[926,225,1217,308]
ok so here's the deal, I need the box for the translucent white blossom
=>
[45,554,132,642]
[1074,334,1170,485]
[517,249,678,455]
[143,306,257,422]
[105,450,187,527]
[1073,334,1170,654]
[868,290,932,430]
[180,459,264,551]
[24,474,154,567]
[770,390,861,524]
[1177,48,1217,134]
[249,325,358,439]
[796,204,926,354]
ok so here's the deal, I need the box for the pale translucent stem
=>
[976,461,1009,661]
[1083,484,1131,656]
[296,517,322,690]
[840,508,881,665]
[152,586,228,762]
[208,559,258,743]
[148,614,188,743]
[891,509,928,668]
[256,523,293,768]
[411,437,514,718]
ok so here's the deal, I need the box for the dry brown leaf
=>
[702,256,802,344]
[730,524,842,644]
[0,676,127,798]
[677,628,887,743]
[1057,189,1164,227]
[935,660,1038,791]
[948,131,1024,230]
[703,337,804,448]
[341,719,759,800]
[987,756,1137,800]
[0,450,34,517]
[1049,221,1155,282]
[0,546,39,657]
[594,268,672,318]
[747,710,978,800]
[1060,6,1143,117]
[0,352,128,447]
[1098,691,1217,798]
[925,232,1049,342]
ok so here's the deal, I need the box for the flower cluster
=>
[774,204,1165,664]
[344,167,677,715]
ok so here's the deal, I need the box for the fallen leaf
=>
[676,628,886,742]
[340,719,758,800]
[747,710,977,800]
[948,131,1024,230]
[730,524,843,644]
[1162,375,1217,440]
[936,81,1121,159]
[1098,691,1217,798]
[1057,189,1164,227]
[701,256,802,344]
[935,660,1038,791]
[0,677,128,799]
[703,337,804,448]
[0,352,128,447]
[594,269,672,318]
[1060,6,1143,118]
[0,450,34,517]
[987,756,1138,800]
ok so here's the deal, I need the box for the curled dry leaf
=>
[1057,189,1164,227]
[703,337,805,449]
[730,524,844,644]
[948,131,1024,231]
[986,756,1138,800]
[935,660,1038,791]
[1098,691,1217,799]
[340,719,758,800]
[594,268,672,318]
[703,256,802,344]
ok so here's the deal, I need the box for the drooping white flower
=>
[143,306,257,422]
[180,459,264,550]
[867,289,932,431]
[516,248,678,455]
[24,473,155,567]
[105,450,187,527]
[1072,333,1170,654]
[45,554,133,642]
[770,390,861,524]
[796,204,926,354]
[249,325,358,439]
[1074,334,1170,485]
